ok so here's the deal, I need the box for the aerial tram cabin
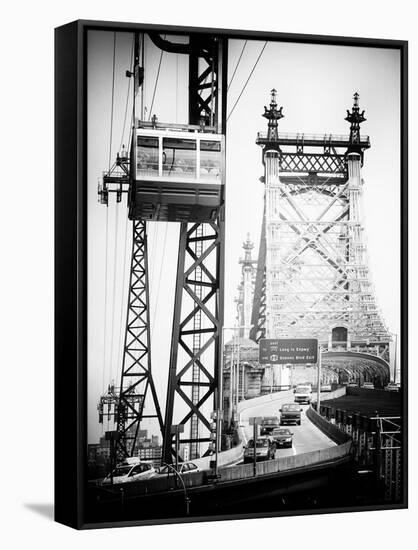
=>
[128,121,225,223]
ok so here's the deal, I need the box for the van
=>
[294,384,312,404]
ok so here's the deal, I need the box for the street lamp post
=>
[220,325,253,427]
[170,424,184,474]
[159,462,190,515]
[316,344,323,413]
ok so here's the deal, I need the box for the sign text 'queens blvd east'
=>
[259,338,318,364]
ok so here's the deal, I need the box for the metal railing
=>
[317,402,402,502]
[257,131,370,144]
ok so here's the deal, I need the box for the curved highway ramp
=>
[237,389,336,460]
[87,390,353,523]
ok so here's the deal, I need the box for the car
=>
[385,383,400,392]
[321,383,332,392]
[271,427,294,448]
[243,436,276,463]
[347,382,358,388]
[101,461,156,485]
[260,416,280,435]
[280,403,303,425]
[362,382,375,389]
[294,384,312,404]
[156,462,200,476]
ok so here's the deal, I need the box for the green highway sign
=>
[259,338,318,364]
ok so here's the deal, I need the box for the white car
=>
[362,382,375,389]
[385,383,400,392]
[102,461,156,485]
[321,384,332,392]
[156,462,200,476]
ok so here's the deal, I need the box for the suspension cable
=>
[227,40,247,92]
[227,41,267,122]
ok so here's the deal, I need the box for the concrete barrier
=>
[218,440,352,482]
[319,386,347,401]
[306,406,351,444]
[189,443,244,471]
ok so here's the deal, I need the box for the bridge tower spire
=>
[262,88,284,142]
[346,92,367,160]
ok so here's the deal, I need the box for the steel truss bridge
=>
[242,90,393,389]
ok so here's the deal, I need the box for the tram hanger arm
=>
[148,33,212,57]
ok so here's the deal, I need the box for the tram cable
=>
[108,32,117,170]
[227,41,267,122]
[151,221,168,337]
[115,213,129,389]
[109,204,120,388]
[118,35,135,153]
[227,40,247,92]
[148,35,166,121]
[102,32,117,405]
[102,207,109,402]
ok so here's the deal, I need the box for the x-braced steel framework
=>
[152,34,227,462]
[162,220,224,463]
[280,152,346,175]
[115,220,163,461]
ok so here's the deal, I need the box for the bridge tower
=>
[236,234,257,338]
[251,90,393,385]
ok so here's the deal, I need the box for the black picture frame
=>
[55,19,408,529]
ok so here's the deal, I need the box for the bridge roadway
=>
[236,390,336,463]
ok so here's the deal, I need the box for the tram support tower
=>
[99,32,228,464]
[251,90,393,386]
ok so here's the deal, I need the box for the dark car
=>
[156,462,200,476]
[272,427,294,448]
[280,403,302,425]
[260,416,280,435]
[243,436,276,463]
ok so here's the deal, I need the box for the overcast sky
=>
[87,31,400,444]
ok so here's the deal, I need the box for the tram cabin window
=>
[200,140,221,180]
[163,137,196,178]
[137,136,159,176]
[135,130,223,183]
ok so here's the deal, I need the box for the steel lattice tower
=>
[251,91,393,384]
[99,33,227,464]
